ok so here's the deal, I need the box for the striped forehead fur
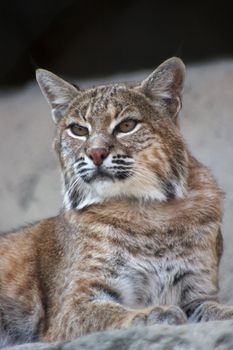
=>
[69,84,129,119]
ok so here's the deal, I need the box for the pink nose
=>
[86,147,109,166]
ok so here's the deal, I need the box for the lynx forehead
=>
[37,58,187,210]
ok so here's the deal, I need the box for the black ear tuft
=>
[71,83,81,91]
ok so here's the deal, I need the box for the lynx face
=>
[37,58,188,209]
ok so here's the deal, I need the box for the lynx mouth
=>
[81,167,131,183]
[85,169,113,183]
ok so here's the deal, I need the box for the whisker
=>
[106,166,133,171]
[111,159,134,165]
[76,162,88,169]
[78,168,94,175]
[75,157,85,163]
[67,177,80,196]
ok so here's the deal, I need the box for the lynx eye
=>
[68,124,89,138]
[115,119,138,134]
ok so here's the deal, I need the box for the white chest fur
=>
[110,255,189,309]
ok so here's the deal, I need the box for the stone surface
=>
[1,60,233,348]
[4,321,233,350]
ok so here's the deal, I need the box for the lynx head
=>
[36,57,188,209]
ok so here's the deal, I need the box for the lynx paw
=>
[190,301,233,322]
[128,305,187,326]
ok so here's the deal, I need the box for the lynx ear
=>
[139,57,186,119]
[36,69,79,123]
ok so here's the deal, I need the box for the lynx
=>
[0,57,232,347]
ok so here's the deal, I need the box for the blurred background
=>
[0,0,233,303]
[1,0,233,87]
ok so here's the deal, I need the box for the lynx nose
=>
[86,147,109,166]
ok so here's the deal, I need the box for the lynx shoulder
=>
[0,57,230,347]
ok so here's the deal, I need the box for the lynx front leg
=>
[180,257,233,322]
[0,295,44,347]
[44,303,187,341]
[43,281,187,341]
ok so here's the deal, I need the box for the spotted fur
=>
[0,58,232,347]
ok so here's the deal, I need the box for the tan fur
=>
[0,58,232,347]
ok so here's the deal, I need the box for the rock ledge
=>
[5,320,233,350]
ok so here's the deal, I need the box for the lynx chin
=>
[0,57,232,347]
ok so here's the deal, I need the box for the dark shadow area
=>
[0,0,233,87]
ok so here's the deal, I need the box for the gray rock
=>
[4,321,233,350]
